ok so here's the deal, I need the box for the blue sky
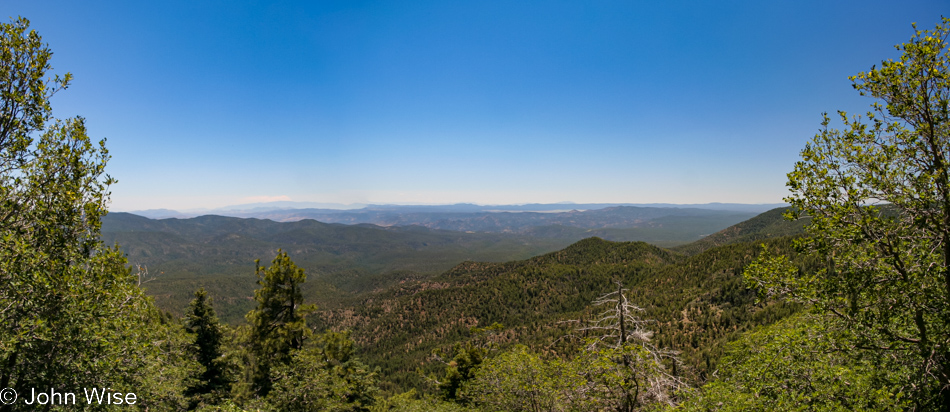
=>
[4,1,946,211]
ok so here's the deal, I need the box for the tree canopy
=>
[0,17,196,411]
[747,17,950,410]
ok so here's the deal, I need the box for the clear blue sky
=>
[4,1,946,211]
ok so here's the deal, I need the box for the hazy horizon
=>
[117,200,789,215]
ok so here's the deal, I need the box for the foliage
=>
[435,343,488,402]
[463,341,685,411]
[0,17,196,411]
[266,330,379,412]
[193,401,253,412]
[369,389,472,412]
[314,330,381,408]
[462,345,587,411]
[678,312,912,411]
[185,288,232,407]
[429,322,501,402]
[463,344,683,412]
[235,250,316,400]
[125,305,200,411]
[748,17,950,408]
[317,236,804,393]
[574,285,687,410]
[460,286,688,411]
[267,359,350,411]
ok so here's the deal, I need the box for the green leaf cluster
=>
[678,312,911,411]
[0,16,197,411]
[749,17,950,408]
[265,331,379,412]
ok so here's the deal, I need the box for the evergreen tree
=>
[185,288,230,407]
[434,323,501,402]
[437,343,488,402]
[237,250,315,400]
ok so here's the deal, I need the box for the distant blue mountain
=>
[124,202,787,220]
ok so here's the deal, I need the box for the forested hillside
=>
[101,203,815,398]
[101,212,574,322]
[97,194,823,400]
[166,204,757,239]
[317,235,811,393]
[99,206,761,323]
[671,207,807,255]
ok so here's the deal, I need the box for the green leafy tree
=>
[679,312,910,412]
[236,250,316,400]
[186,288,232,407]
[0,17,196,411]
[436,343,488,402]
[267,331,379,412]
[747,17,950,409]
[461,345,588,412]
[434,323,502,402]
[314,330,380,408]
[370,389,471,412]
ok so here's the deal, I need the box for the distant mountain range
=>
[120,203,785,247]
[125,202,788,220]
[99,205,792,324]
[100,212,574,322]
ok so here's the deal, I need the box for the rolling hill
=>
[312,209,814,392]
[671,207,807,255]
[100,205,771,322]
[213,205,757,242]
[99,206,814,393]
[101,212,574,322]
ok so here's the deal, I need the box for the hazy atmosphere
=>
[4,1,946,211]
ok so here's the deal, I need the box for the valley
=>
[100,204,763,323]
[102,204,809,394]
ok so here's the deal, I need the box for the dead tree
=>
[574,282,688,411]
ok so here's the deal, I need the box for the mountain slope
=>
[318,235,810,392]
[172,205,757,246]
[671,207,808,255]
[101,213,574,322]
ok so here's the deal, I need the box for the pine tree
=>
[185,287,230,406]
[239,250,315,399]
